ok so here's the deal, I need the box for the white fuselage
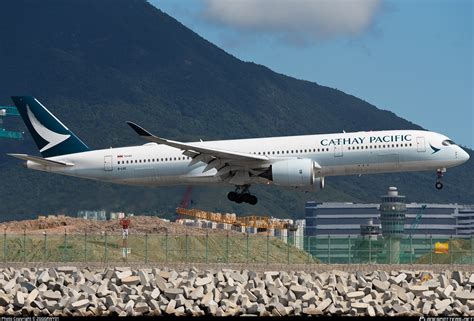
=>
[26,129,469,188]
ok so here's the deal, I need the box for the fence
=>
[0,231,472,264]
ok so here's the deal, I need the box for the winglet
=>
[126,121,153,137]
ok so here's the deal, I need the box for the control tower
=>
[379,187,406,263]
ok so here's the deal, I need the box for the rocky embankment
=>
[0,266,473,316]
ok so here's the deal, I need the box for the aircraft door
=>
[334,144,343,157]
[416,137,426,152]
[104,155,113,171]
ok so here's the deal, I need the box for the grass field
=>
[0,233,316,264]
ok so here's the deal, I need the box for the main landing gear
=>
[435,168,446,190]
[227,185,258,205]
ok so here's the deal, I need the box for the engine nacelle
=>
[271,159,325,189]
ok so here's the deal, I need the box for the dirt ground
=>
[0,215,242,235]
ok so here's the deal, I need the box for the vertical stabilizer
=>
[11,96,89,157]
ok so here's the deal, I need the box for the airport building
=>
[305,201,473,238]
[304,187,474,264]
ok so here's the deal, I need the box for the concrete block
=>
[135,302,149,314]
[347,291,365,299]
[42,290,62,300]
[367,305,376,316]
[222,285,237,294]
[335,283,347,296]
[317,298,332,311]
[378,271,389,282]
[97,283,111,298]
[422,301,431,315]
[121,276,140,287]
[72,299,90,309]
[57,266,77,274]
[245,289,257,302]
[393,273,407,284]
[38,270,50,284]
[155,275,168,292]
[164,288,184,299]
[393,303,408,313]
[439,274,449,288]
[200,291,213,306]
[455,291,474,301]
[230,272,245,284]
[13,292,25,307]
[0,294,10,306]
[149,288,160,300]
[195,276,212,286]
[468,274,474,285]
[165,300,176,314]
[408,285,428,296]
[351,302,368,313]
[268,285,282,297]
[19,281,36,293]
[290,284,307,299]
[361,294,373,303]
[26,288,39,303]
[115,270,132,280]
[208,300,218,315]
[452,271,464,286]
[138,270,150,286]
[373,279,389,292]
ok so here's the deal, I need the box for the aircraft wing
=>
[126,122,270,175]
[8,153,74,166]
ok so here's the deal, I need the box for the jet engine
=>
[270,159,325,189]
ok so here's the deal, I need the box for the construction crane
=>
[0,106,23,140]
[409,204,427,234]
[176,207,297,231]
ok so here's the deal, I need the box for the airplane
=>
[8,96,470,205]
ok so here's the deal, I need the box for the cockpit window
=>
[442,139,456,146]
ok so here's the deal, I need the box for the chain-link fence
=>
[0,232,472,264]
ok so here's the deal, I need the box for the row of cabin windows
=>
[250,143,413,155]
[117,156,191,165]
[117,143,415,164]
[252,148,330,155]
[348,143,413,150]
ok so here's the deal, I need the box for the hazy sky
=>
[152,0,473,148]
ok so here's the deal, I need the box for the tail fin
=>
[11,96,89,157]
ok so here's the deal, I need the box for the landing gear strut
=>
[435,168,446,190]
[227,185,258,205]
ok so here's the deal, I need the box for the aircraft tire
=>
[248,195,258,205]
[227,191,238,201]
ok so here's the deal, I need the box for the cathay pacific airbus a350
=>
[9,96,470,205]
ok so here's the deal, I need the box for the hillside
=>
[0,0,472,221]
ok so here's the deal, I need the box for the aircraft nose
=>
[459,148,470,163]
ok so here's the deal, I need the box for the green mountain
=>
[0,0,472,221]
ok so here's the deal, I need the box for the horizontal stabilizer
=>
[7,154,74,167]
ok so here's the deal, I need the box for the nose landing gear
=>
[227,185,258,205]
[435,168,446,190]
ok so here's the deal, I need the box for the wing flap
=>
[7,153,74,167]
